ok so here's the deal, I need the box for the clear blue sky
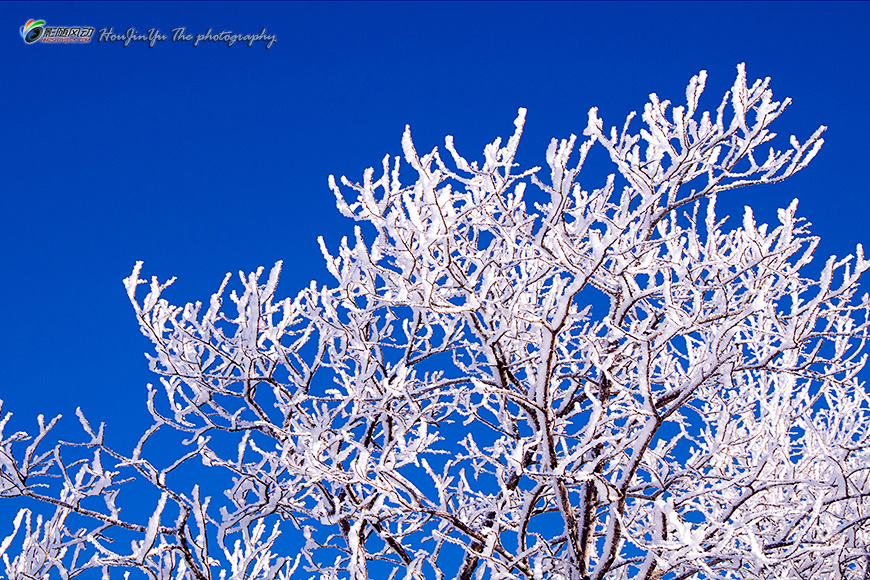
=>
[1,0,868,474]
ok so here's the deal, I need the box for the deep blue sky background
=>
[0,0,868,514]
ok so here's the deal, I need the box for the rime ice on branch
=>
[2,64,870,580]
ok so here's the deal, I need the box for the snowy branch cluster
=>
[2,64,870,580]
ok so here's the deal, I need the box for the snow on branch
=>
[2,65,869,580]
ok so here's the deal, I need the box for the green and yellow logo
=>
[20,19,45,43]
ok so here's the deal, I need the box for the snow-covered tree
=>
[2,64,869,580]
